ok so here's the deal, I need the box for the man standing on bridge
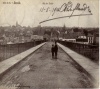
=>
[51,41,58,59]
[54,41,58,59]
[51,44,55,59]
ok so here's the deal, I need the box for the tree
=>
[83,29,88,38]
[62,24,66,38]
[73,28,79,32]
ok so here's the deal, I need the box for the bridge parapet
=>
[58,40,99,62]
[0,40,44,61]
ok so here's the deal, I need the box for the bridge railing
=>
[58,40,99,62]
[0,40,44,62]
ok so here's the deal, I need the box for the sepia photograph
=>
[0,0,99,89]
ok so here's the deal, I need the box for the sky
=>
[0,0,99,27]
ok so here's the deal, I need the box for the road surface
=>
[0,42,93,89]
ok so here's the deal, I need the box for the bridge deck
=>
[0,42,95,89]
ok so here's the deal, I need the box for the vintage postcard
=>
[0,0,99,89]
